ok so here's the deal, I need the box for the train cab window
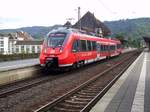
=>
[47,32,66,48]
[87,41,92,51]
[80,40,87,51]
[92,41,96,51]
[72,40,79,52]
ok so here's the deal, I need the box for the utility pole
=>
[78,7,81,30]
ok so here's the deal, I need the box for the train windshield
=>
[47,33,66,47]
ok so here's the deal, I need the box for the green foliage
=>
[104,18,150,39]
[114,32,141,48]
[115,32,125,41]
[0,25,62,39]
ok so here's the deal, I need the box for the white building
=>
[0,34,9,54]
[15,41,43,54]
[0,31,43,55]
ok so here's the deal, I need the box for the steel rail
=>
[33,51,140,112]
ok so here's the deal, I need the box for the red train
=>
[39,28,122,69]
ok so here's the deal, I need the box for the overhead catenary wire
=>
[97,0,116,14]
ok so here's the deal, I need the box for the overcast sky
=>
[0,0,150,29]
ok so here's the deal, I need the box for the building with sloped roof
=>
[72,11,111,37]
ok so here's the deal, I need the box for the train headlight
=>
[44,48,47,54]
[59,47,63,53]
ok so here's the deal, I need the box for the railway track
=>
[0,72,69,98]
[0,50,137,99]
[33,51,140,112]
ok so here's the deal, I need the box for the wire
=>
[97,0,116,14]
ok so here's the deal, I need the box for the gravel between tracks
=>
[0,52,138,112]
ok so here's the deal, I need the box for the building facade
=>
[0,34,9,54]
[0,31,43,55]
[15,41,43,54]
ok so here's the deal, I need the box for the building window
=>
[21,46,25,53]
[37,46,41,53]
[16,46,19,53]
[0,41,4,47]
[0,48,4,54]
[26,46,30,53]
[32,46,35,53]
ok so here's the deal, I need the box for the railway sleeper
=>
[70,96,92,102]
[87,85,102,89]
[55,103,84,110]
[74,94,94,99]
[77,91,97,96]
[53,106,80,112]
[64,99,88,105]
[80,89,100,93]
[86,86,102,90]
[79,90,99,94]
[59,103,83,109]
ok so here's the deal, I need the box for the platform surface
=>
[90,49,150,112]
[0,58,39,72]
[0,48,135,72]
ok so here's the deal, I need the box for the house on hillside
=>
[0,31,43,54]
[72,11,111,37]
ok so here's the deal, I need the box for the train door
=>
[72,39,80,67]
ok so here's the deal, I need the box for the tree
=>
[114,33,127,47]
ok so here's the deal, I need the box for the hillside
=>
[1,18,150,40]
[0,25,62,39]
[104,18,150,39]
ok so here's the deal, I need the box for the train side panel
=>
[39,29,122,69]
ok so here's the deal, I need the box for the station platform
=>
[0,58,39,72]
[90,49,150,112]
[0,48,135,72]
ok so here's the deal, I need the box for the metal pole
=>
[78,7,81,30]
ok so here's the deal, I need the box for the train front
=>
[39,30,70,68]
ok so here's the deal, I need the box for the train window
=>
[101,45,103,51]
[110,46,112,50]
[87,41,92,51]
[96,43,100,52]
[92,41,96,51]
[103,45,105,51]
[117,44,121,49]
[101,45,107,51]
[104,45,107,51]
[47,32,66,47]
[106,45,109,51]
[72,40,79,52]
[110,45,116,50]
[106,45,108,51]
[104,45,106,51]
[80,40,87,51]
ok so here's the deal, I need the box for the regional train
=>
[39,27,122,69]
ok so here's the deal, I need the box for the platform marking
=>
[131,52,147,112]
[89,52,144,112]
